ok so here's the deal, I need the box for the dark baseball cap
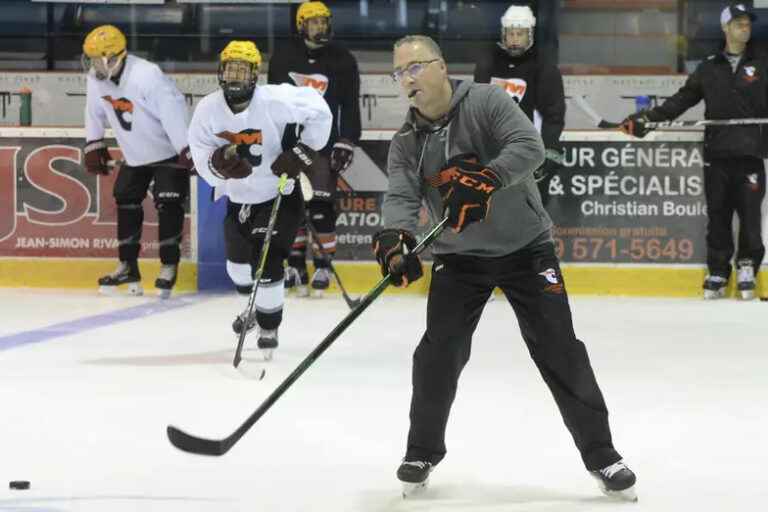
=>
[720,3,757,25]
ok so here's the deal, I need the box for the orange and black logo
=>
[215,129,264,166]
[102,96,134,131]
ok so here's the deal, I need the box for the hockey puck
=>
[9,480,30,490]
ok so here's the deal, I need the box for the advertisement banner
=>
[0,133,193,259]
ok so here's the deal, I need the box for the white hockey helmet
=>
[499,5,536,56]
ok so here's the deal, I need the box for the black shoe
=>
[590,460,637,501]
[285,266,309,297]
[98,261,142,296]
[257,329,278,360]
[397,460,433,497]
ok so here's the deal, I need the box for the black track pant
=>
[704,157,766,277]
[113,159,189,265]
[405,242,621,471]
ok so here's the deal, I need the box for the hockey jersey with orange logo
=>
[188,84,332,204]
[85,55,189,167]
[267,39,361,152]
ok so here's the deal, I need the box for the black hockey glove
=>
[432,154,502,233]
[533,148,563,183]
[372,229,423,287]
[271,142,317,179]
[83,139,111,175]
[209,144,252,179]
[329,139,355,174]
[620,111,655,138]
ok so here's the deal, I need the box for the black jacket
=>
[649,44,768,159]
[474,46,565,152]
[267,39,361,153]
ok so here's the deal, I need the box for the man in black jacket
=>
[268,1,362,296]
[622,3,766,300]
[474,4,565,207]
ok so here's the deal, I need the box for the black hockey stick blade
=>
[598,119,622,129]
[166,217,450,456]
[167,425,231,456]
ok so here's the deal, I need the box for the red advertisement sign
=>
[0,137,192,258]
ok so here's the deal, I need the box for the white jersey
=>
[188,84,332,205]
[85,55,189,166]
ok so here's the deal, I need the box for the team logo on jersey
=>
[743,66,758,83]
[101,96,134,131]
[288,72,329,95]
[538,268,564,294]
[215,129,264,166]
[490,77,527,103]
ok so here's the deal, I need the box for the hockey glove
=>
[329,139,355,174]
[372,229,423,287]
[620,111,654,138]
[209,144,252,179]
[84,139,111,175]
[177,145,196,175]
[533,148,563,183]
[271,142,317,179]
[434,155,502,233]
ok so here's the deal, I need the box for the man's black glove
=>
[271,142,317,179]
[329,139,355,174]
[431,154,502,233]
[83,139,112,175]
[620,111,655,138]
[209,144,252,179]
[177,145,196,175]
[533,148,563,183]
[372,228,423,287]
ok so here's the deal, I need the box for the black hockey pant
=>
[113,159,189,265]
[405,242,621,471]
[704,157,765,277]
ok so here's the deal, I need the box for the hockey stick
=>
[106,159,191,170]
[232,174,290,368]
[167,216,450,456]
[572,95,768,129]
[303,215,361,309]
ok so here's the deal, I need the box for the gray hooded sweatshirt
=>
[383,79,552,257]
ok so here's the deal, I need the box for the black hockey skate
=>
[285,266,309,297]
[257,329,278,361]
[397,460,433,498]
[310,267,332,297]
[232,312,257,335]
[703,275,727,300]
[155,264,178,299]
[98,261,142,296]
[736,259,756,301]
[590,460,637,502]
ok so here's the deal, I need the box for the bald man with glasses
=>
[375,35,637,501]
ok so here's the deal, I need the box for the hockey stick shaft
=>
[302,209,360,309]
[232,174,289,368]
[644,117,768,128]
[167,216,449,456]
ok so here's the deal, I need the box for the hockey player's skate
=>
[98,261,142,296]
[590,460,637,502]
[155,264,178,299]
[232,311,257,335]
[310,267,332,297]
[703,275,727,300]
[285,266,309,297]
[736,259,756,301]
[397,460,433,498]
[257,328,278,361]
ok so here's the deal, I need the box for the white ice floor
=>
[1,288,766,512]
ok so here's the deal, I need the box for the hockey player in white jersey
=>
[188,40,331,355]
[82,25,195,298]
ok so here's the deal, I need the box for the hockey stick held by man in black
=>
[167,216,450,456]
[232,174,290,368]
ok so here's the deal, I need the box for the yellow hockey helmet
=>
[82,25,127,80]
[218,41,261,105]
[296,1,332,31]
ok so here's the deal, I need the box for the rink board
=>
[1,128,766,298]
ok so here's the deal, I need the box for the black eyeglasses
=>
[391,59,439,83]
